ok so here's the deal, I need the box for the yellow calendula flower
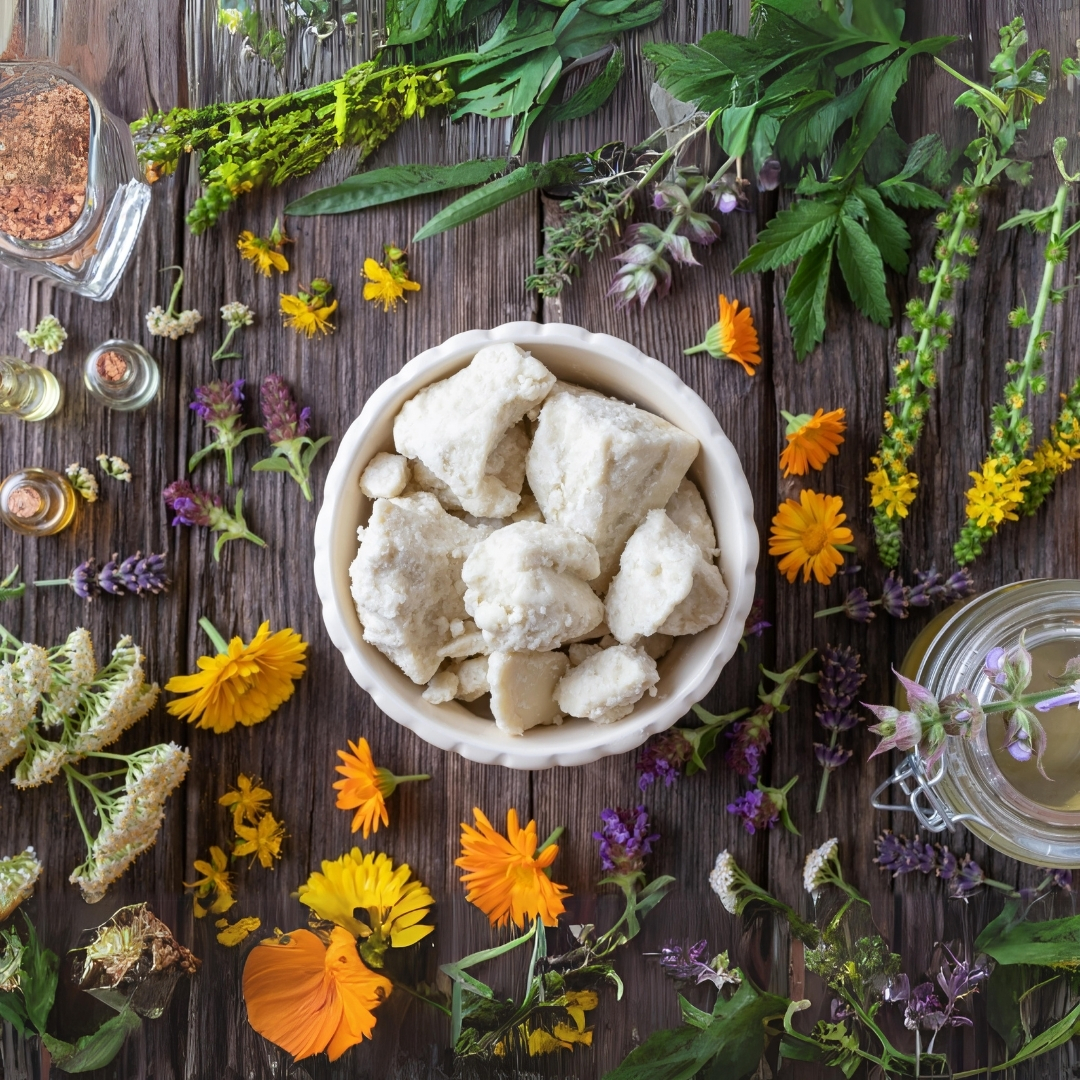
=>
[779,408,846,477]
[186,846,236,918]
[768,489,853,586]
[298,849,434,968]
[165,620,307,734]
[234,811,286,869]
[219,773,273,828]
[216,915,261,946]
[237,218,291,276]
[362,245,421,312]
[281,278,338,337]
[964,457,1035,528]
[866,458,919,520]
[685,294,762,376]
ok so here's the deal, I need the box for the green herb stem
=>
[198,617,230,655]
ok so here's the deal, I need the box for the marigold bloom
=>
[362,246,421,312]
[298,849,434,967]
[685,294,762,376]
[867,458,919,520]
[456,808,570,929]
[332,737,429,838]
[234,811,286,868]
[165,621,307,734]
[779,408,846,477]
[219,773,272,828]
[243,927,391,1061]
[769,489,853,585]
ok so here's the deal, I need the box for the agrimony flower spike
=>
[252,375,331,501]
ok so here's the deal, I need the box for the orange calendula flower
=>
[685,294,762,376]
[280,278,337,337]
[165,618,307,734]
[243,927,392,1062]
[455,808,570,929]
[779,408,846,477]
[333,737,429,838]
[769,489,853,585]
[362,245,421,312]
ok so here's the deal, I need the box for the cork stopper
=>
[7,485,41,518]
[95,350,128,382]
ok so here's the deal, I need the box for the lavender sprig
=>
[814,645,866,813]
[816,567,975,622]
[163,481,265,562]
[251,375,331,502]
[726,775,798,835]
[189,379,263,485]
[34,553,169,600]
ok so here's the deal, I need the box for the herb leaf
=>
[783,237,836,359]
[856,184,911,272]
[735,199,841,274]
[285,159,505,217]
[837,215,890,325]
[42,1009,143,1073]
[20,914,57,1037]
[546,46,625,121]
[975,900,1080,966]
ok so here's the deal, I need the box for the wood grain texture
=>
[2,1,1080,1078]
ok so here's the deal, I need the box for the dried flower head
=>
[17,314,67,355]
[0,847,42,921]
[66,464,99,502]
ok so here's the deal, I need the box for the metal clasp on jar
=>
[871,752,989,834]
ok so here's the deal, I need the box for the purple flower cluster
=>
[726,787,781,834]
[45,553,168,600]
[740,597,771,648]
[593,805,659,876]
[191,378,244,424]
[636,728,694,791]
[163,480,219,528]
[819,567,975,624]
[656,940,734,989]
[814,644,865,772]
[885,947,989,1037]
[260,373,311,444]
[725,710,770,784]
[875,831,986,898]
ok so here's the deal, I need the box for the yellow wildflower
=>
[281,278,337,337]
[768,489,853,586]
[298,849,434,967]
[362,245,421,312]
[234,811,286,868]
[237,219,291,276]
[186,846,236,917]
[527,1023,593,1055]
[219,773,272,828]
[216,916,262,946]
[562,989,598,1030]
[867,458,919,520]
[964,457,1035,528]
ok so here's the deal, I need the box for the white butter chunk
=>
[422,669,459,704]
[350,493,489,684]
[488,650,569,735]
[606,509,727,643]
[359,452,411,499]
[454,656,490,702]
[526,383,699,585]
[554,644,659,724]
[462,521,604,652]
[664,477,719,558]
[567,642,602,666]
[394,343,555,517]
[640,632,675,660]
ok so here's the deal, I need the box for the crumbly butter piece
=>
[349,492,489,684]
[640,632,675,660]
[394,344,555,517]
[454,656,490,701]
[422,670,459,704]
[526,383,699,586]
[664,477,719,558]
[567,642,602,666]
[554,644,659,724]
[605,510,727,643]
[360,452,410,499]
[488,650,569,735]
[462,521,604,652]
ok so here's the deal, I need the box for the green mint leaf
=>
[783,237,835,360]
[837,215,890,325]
[285,159,505,216]
[735,198,841,273]
[546,46,624,121]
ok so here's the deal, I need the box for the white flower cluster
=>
[0,645,51,774]
[17,314,67,355]
[220,300,254,329]
[709,849,741,914]
[70,743,190,904]
[65,463,99,503]
[145,305,202,340]
[803,837,840,898]
[42,628,98,724]
[96,454,132,483]
[0,926,23,991]
[0,846,42,922]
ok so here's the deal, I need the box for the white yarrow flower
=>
[65,464,99,503]
[96,454,132,483]
[13,739,68,789]
[0,847,42,921]
[220,301,254,329]
[803,837,840,897]
[145,305,202,340]
[43,628,98,723]
[710,849,741,914]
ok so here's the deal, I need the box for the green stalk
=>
[814,730,839,813]
[64,765,99,853]
[198,617,230,655]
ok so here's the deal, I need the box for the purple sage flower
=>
[163,480,265,562]
[637,728,694,790]
[593,805,658,877]
[189,379,260,485]
[717,190,738,214]
[726,711,770,784]
[255,375,329,503]
[727,777,797,835]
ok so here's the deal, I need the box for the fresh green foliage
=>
[286,159,504,216]
[976,898,1080,967]
[20,914,57,1038]
[602,976,791,1080]
[43,1010,143,1074]
[0,565,24,602]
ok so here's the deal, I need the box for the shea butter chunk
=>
[664,478,719,558]
[422,669,458,704]
[555,645,659,725]
[454,656,490,702]
[360,452,410,499]
[489,650,569,735]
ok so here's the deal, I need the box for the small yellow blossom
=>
[964,457,1035,528]
[362,245,421,312]
[237,219,291,276]
[281,279,337,337]
[219,774,273,828]
[216,915,262,946]
[867,458,919,520]
[186,846,236,917]
[234,811,286,869]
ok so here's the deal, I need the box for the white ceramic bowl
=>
[313,322,758,769]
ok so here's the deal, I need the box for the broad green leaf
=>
[886,131,946,183]
[547,46,623,120]
[558,1,662,59]
[43,1009,142,1074]
[641,42,733,111]
[975,901,1080,966]
[285,160,505,216]
[0,990,27,1035]
[21,915,57,1037]
[855,184,910,272]
[720,104,757,158]
[986,999,1080,1070]
[986,964,1047,1056]
[250,458,294,474]
[837,215,889,325]
[736,198,841,273]
[879,180,944,209]
[302,436,333,469]
[784,237,834,360]
[413,156,585,242]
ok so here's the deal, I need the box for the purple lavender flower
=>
[593,805,658,877]
[637,729,694,790]
[189,379,261,486]
[874,831,937,876]
[656,940,737,989]
[98,554,125,595]
[131,552,169,594]
[163,480,265,562]
[69,558,98,600]
[881,572,909,618]
[254,375,329,503]
[814,645,865,811]
[34,551,169,600]
[949,855,985,899]
[842,587,874,622]
[943,569,975,601]
[937,848,958,881]
[814,743,852,769]
[1041,867,1073,890]
[908,567,943,607]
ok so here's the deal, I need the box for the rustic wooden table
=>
[3,1,1080,1077]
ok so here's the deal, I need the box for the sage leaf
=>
[975,900,1080,966]
[285,159,505,216]
[837,215,890,325]
[783,237,835,360]
[736,198,841,273]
